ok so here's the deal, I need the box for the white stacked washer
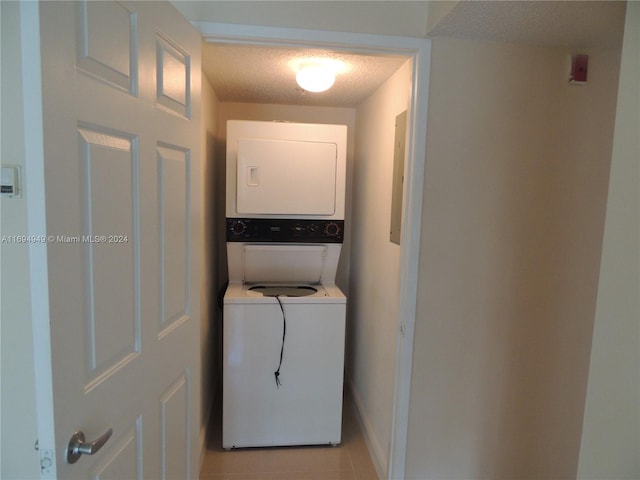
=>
[223,120,348,449]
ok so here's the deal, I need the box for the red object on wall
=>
[570,54,589,83]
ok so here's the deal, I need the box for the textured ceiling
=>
[430,1,626,49]
[175,0,419,107]
[181,1,626,108]
[202,43,409,107]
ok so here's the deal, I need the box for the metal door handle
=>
[66,428,113,464]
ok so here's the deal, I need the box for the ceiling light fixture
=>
[296,62,336,93]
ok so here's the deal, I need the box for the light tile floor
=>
[200,392,379,480]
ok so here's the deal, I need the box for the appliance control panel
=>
[227,218,344,243]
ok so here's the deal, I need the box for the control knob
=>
[324,222,341,237]
[231,220,246,235]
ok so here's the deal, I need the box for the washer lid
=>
[242,245,327,283]
[248,285,318,297]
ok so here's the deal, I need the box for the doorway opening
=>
[196,22,430,480]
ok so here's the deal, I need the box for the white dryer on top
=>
[226,120,347,220]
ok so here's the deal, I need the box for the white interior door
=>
[38,1,201,478]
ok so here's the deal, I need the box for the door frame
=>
[194,22,431,480]
[22,2,58,476]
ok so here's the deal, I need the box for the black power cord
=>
[273,295,286,388]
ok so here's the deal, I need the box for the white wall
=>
[578,2,640,477]
[0,2,41,478]
[405,37,621,479]
[172,1,430,38]
[348,59,412,479]
[200,74,221,456]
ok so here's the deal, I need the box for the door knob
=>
[66,428,113,464]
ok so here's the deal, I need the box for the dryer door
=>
[236,138,337,215]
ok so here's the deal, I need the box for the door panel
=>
[75,1,137,94]
[78,125,140,387]
[39,2,201,478]
[158,144,190,335]
[90,420,142,480]
[160,373,190,479]
[156,33,191,118]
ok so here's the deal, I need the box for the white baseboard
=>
[347,378,387,480]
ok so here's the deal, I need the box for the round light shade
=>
[296,63,336,93]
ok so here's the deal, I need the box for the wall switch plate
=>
[1,165,21,198]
